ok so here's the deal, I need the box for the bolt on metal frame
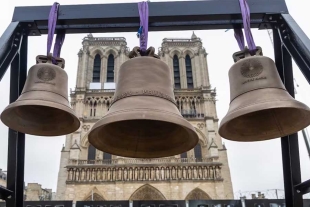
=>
[0,0,310,206]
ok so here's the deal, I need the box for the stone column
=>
[76,51,83,87]
[80,51,88,88]
[198,53,206,87]
[180,56,187,88]
[114,55,120,83]
[190,56,197,88]
[169,56,174,85]
[204,53,211,87]
[101,56,107,87]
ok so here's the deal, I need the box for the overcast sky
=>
[0,0,310,199]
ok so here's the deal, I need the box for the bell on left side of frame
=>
[0,54,80,136]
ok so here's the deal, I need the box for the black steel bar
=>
[280,14,310,84]
[11,0,287,34]
[0,22,21,80]
[295,179,310,195]
[16,34,27,207]
[6,53,20,207]
[0,186,13,201]
[273,29,303,207]
[6,34,26,207]
[37,19,267,34]
[301,129,310,158]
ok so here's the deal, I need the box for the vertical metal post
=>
[273,29,303,207]
[301,129,310,158]
[6,33,27,207]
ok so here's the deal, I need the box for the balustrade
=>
[71,88,207,120]
[66,164,222,183]
[68,157,217,165]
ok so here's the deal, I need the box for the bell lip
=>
[219,99,310,142]
[0,99,80,136]
[88,109,199,158]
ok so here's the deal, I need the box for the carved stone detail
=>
[85,193,105,201]
[111,90,177,105]
[66,164,222,183]
[130,184,166,200]
[185,188,211,200]
[197,123,205,130]
[82,125,90,132]
[175,95,204,118]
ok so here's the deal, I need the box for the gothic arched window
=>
[107,54,114,82]
[103,152,112,160]
[194,143,202,161]
[88,144,96,160]
[185,55,193,88]
[173,55,181,89]
[93,54,101,82]
[180,152,187,159]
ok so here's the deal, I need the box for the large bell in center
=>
[88,49,199,158]
[219,47,310,142]
[1,54,80,136]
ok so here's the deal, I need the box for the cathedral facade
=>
[55,33,233,202]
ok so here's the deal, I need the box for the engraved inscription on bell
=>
[240,59,263,78]
[37,67,56,81]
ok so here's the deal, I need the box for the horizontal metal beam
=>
[295,179,310,195]
[0,22,22,81]
[12,0,288,34]
[0,186,13,201]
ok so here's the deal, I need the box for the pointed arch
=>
[169,48,182,58]
[104,47,119,57]
[83,187,105,201]
[129,184,166,201]
[80,131,90,148]
[194,127,208,147]
[185,188,211,200]
[89,46,105,57]
[183,49,195,58]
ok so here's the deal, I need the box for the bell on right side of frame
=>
[219,46,310,142]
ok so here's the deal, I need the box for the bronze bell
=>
[219,47,310,142]
[1,54,80,136]
[88,47,199,158]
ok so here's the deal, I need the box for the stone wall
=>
[65,182,227,202]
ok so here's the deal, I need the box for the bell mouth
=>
[89,110,199,158]
[219,101,310,142]
[1,100,80,136]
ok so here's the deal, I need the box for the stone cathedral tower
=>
[56,33,233,202]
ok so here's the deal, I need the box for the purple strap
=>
[234,29,245,51]
[53,32,66,58]
[234,0,256,54]
[138,1,149,52]
[47,2,66,63]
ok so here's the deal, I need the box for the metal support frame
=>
[0,0,310,207]
[273,29,303,207]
